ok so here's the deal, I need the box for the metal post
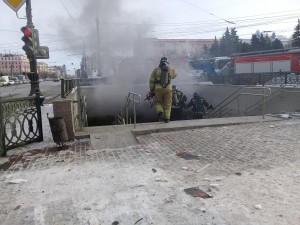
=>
[77,79,82,130]
[133,97,136,128]
[26,0,41,96]
[262,88,266,119]
[0,101,5,156]
[35,92,44,142]
[61,78,65,98]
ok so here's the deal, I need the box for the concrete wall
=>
[52,87,80,141]
[82,83,300,125]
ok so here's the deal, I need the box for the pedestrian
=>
[186,92,213,119]
[149,57,177,123]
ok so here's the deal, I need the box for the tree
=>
[250,34,260,51]
[219,27,232,56]
[264,34,272,50]
[291,19,300,48]
[201,44,210,58]
[230,28,241,53]
[240,42,251,53]
[259,33,267,50]
[209,36,220,57]
[272,38,284,49]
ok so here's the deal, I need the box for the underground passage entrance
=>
[87,107,195,126]
[83,83,296,127]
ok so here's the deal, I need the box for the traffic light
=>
[21,26,49,59]
[21,26,36,56]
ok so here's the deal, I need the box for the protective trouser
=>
[154,89,172,120]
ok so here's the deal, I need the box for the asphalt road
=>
[0,81,61,103]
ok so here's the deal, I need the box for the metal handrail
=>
[243,86,283,115]
[239,87,271,119]
[209,87,242,118]
[210,86,271,119]
[123,92,141,128]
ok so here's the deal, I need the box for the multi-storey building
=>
[0,54,30,75]
[37,62,62,78]
[37,62,48,77]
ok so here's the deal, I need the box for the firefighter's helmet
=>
[159,57,169,66]
[193,92,200,98]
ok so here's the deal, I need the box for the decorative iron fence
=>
[0,96,43,156]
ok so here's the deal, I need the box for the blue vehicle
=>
[188,57,231,76]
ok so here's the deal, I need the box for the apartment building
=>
[0,54,30,75]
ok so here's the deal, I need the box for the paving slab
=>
[1,117,299,225]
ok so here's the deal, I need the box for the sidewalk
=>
[0,116,299,225]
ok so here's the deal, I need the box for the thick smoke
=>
[57,0,154,77]
[56,0,157,118]
[56,0,199,121]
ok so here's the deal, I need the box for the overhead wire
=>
[180,0,235,24]
[0,8,299,56]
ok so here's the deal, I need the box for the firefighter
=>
[171,85,187,120]
[149,57,177,123]
[186,92,213,119]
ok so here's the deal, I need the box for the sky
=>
[0,0,299,74]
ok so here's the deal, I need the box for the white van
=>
[0,76,9,86]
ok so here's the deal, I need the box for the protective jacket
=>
[149,66,177,92]
[186,96,213,116]
[149,65,177,121]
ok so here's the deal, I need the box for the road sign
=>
[3,0,26,12]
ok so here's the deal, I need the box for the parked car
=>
[17,75,26,84]
[8,80,15,85]
[10,77,20,84]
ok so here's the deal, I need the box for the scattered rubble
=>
[7,178,27,184]
[155,177,168,182]
[254,204,262,210]
[134,218,143,224]
[184,187,212,198]
[176,151,199,160]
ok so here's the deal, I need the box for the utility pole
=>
[96,17,102,76]
[25,0,41,96]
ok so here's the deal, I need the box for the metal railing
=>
[114,92,141,128]
[123,92,141,128]
[61,79,76,98]
[209,72,300,86]
[0,95,43,156]
[238,87,271,119]
[210,86,271,119]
